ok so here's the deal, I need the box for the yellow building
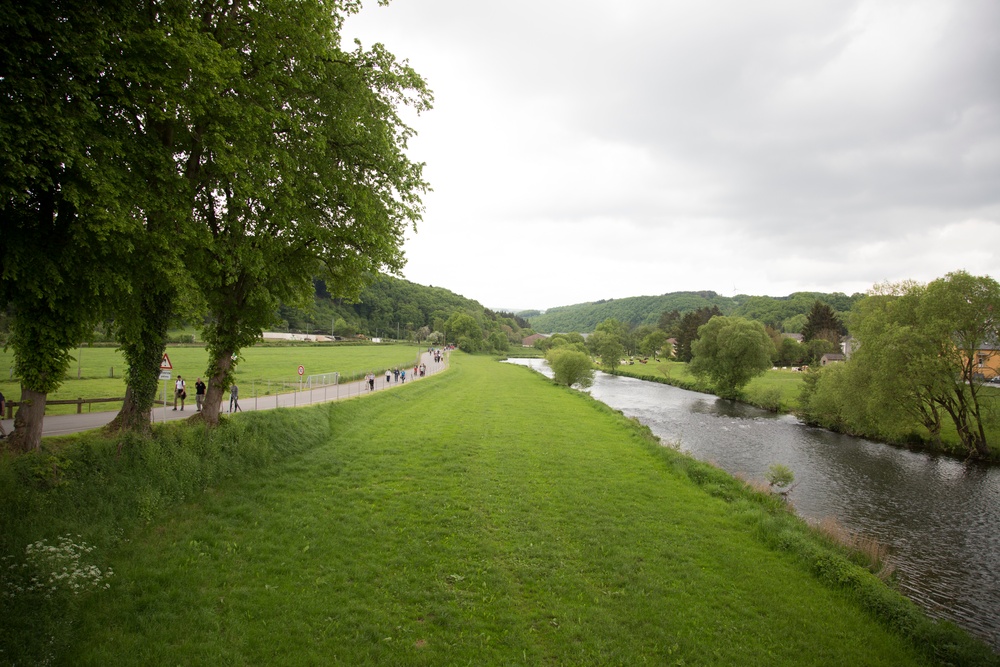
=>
[973,344,999,380]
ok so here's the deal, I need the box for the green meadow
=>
[0,343,426,416]
[2,354,994,665]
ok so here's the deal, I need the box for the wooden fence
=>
[1,397,150,419]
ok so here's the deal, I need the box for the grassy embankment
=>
[0,343,426,417]
[614,359,1000,459]
[1,354,996,665]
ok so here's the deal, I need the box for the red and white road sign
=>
[160,353,173,370]
[297,365,305,376]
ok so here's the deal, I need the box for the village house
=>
[819,353,845,366]
[521,333,548,347]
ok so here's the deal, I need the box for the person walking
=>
[0,390,7,439]
[174,376,186,411]
[194,378,206,412]
[367,372,375,392]
[229,383,241,412]
[385,370,391,386]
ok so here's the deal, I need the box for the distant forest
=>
[276,282,861,339]
[525,291,862,334]
[278,275,530,341]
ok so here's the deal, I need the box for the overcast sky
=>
[344,0,1000,312]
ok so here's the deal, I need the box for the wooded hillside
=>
[526,291,861,333]
[279,275,530,343]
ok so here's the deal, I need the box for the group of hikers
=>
[172,376,241,412]
[365,348,446,392]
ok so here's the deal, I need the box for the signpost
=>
[298,365,304,392]
[160,354,173,422]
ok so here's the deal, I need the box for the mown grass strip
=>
[0,355,995,665]
[41,355,993,665]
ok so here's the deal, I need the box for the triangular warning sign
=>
[160,353,173,370]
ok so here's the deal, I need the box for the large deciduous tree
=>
[103,7,220,433]
[690,316,774,399]
[806,272,999,457]
[181,3,430,425]
[586,330,625,372]
[445,312,483,352]
[3,0,431,440]
[0,0,138,450]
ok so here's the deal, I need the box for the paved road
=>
[1,351,447,439]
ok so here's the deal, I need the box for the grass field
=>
[0,343,427,416]
[3,354,993,665]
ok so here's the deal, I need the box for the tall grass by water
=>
[1,354,995,665]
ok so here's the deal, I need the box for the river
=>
[506,358,1000,650]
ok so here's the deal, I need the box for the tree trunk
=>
[201,353,234,427]
[108,283,173,435]
[7,386,47,452]
[104,385,153,435]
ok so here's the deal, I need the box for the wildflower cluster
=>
[2,535,113,599]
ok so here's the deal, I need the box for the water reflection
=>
[506,358,1000,649]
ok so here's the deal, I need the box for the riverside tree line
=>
[1,0,429,451]
[540,271,1000,459]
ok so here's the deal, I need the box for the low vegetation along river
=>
[508,359,1000,650]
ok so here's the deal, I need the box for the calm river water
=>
[507,358,1000,650]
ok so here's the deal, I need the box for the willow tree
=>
[846,272,999,457]
[846,281,946,443]
[0,0,138,451]
[167,1,431,425]
[918,272,999,457]
[690,316,774,399]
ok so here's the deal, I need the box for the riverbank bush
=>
[1,355,996,664]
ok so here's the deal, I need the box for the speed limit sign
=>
[298,365,305,376]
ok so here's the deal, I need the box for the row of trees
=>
[526,290,859,333]
[1,0,429,451]
[800,271,1000,458]
[538,298,843,368]
[542,315,775,399]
